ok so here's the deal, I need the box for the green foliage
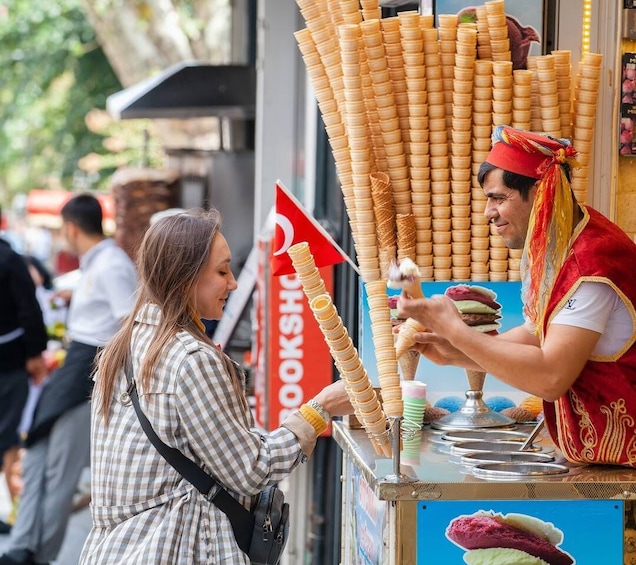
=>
[0,0,129,204]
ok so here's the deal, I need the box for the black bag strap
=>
[123,353,254,554]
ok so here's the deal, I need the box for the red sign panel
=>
[253,238,334,434]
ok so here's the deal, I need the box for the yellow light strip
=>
[582,0,592,54]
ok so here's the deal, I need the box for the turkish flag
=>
[270,181,347,276]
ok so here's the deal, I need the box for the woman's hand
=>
[313,380,354,417]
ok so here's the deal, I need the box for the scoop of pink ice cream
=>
[446,515,573,565]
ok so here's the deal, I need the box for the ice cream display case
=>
[334,421,636,564]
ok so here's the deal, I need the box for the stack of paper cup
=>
[491,60,513,128]
[511,69,533,131]
[485,0,510,63]
[526,56,543,132]
[401,381,427,466]
[489,221,509,281]
[536,55,561,138]
[552,50,573,139]
[437,14,458,131]
[571,52,602,203]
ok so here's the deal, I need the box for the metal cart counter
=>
[333,421,636,564]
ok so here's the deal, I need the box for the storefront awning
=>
[106,62,256,120]
[26,189,115,232]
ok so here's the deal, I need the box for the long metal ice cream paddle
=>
[519,419,545,451]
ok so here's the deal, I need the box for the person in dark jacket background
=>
[0,235,48,534]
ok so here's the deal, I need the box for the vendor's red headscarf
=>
[486,126,580,332]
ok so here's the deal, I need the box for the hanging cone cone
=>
[465,369,486,391]
[398,349,420,380]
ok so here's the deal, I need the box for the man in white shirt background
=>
[0,194,138,565]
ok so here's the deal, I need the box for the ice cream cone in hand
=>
[398,349,420,380]
[387,258,423,298]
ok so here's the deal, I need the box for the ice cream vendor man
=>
[398,125,636,468]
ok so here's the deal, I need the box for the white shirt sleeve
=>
[550,281,632,356]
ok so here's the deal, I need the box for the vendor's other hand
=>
[313,380,354,417]
[410,331,463,366]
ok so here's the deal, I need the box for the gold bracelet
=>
[299,403,328,436]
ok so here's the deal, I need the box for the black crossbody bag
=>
[124,355,289,565]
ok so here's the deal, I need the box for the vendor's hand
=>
[397,293,464,338]
[26,355,48,385]
[313,380,354,417]
[410,331,464,366]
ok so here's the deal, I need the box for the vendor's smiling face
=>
[482,168,538,249]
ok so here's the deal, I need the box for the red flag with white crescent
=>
[270,180,348,276]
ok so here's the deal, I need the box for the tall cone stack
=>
[371,171,397,278]
[309,291,391,456]
[485,0,510,63]
[450,25,478,281]
[511,69,533,131]
[337,25,382,283]
[571,52,603,204]
[526,55,543,132]
[365,281,403,418]
[553,50,573,140]
[292,1,605,443]
[475,6,492,61]
[536,55,561,138]
[437,14,458,133]
[288,242,329,301]
[396,213,417,262]
[470,60,493,282]
[360,0,381,21]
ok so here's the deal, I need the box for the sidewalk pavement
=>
[0,473,92,564]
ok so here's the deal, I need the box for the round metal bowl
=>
[450,440,544,455]
[460,451,555,466]
[442,429,529,443]
[471,462,570,479]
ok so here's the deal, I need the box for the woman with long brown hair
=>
[80,208,352,564]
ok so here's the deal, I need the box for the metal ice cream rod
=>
[465,369,486,391]
[519,419,545,451]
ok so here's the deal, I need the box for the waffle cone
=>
[395,318,426,358]
[465,369,486,391]
[398,349,420,380]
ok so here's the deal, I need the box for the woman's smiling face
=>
[482,168,538,250]
[193,232,237,320]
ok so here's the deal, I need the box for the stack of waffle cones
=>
[571,52,603,204]
[288,242,391,455]
[485,0,511,63]
[290,0,605,453]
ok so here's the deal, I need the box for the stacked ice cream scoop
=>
[444,284,502,334]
